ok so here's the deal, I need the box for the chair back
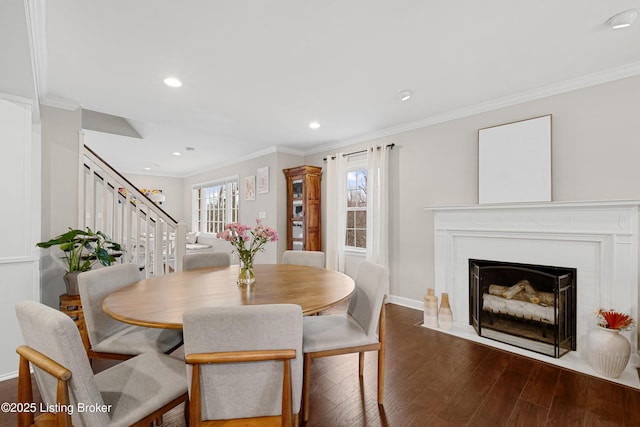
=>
[282,250,326,268]
[15,301,109,427]
[348,261,389,338]
[183,304,303,421]
[183,252,231,270]
[77,263,140,347]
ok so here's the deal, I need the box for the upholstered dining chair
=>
[15,300,188,427]
[281,250,326,269]
[183,304,303,427]
[301,260,388,422]
[183,252,232,271]
[77,263,183,362]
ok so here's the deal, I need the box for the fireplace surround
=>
[428,200,640,388]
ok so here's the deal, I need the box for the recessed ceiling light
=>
[144,167,152,171]
[607,9,638,29]
[172,151,182,156]
[398,90,413,102]
[309,121,320,129]
[164,77,183,87]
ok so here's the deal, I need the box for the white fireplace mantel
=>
[426,200,640,389]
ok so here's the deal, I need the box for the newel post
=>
[174,221,187,272]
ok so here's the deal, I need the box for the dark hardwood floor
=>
[1,304,639,426]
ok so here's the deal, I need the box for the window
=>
[345,168,367,249]
[192,178,239,234]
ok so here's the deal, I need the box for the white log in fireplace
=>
[427,200,640,389]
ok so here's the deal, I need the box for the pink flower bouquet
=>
[217,219,278,269]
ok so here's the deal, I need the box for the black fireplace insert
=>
[469,259,576,358]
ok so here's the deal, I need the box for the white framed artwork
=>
[257,166,269,194]
[478,115,551,204]
[245,175,256,201]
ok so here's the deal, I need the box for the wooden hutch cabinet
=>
[283,165,322,251]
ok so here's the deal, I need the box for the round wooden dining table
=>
[103,264,355,329]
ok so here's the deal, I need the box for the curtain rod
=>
[323,143,395,162]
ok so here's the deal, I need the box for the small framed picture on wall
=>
[257,166,269,194]
[245,176,256,200]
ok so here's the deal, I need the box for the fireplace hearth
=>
[469,259,576,358]
[428,200,640,389]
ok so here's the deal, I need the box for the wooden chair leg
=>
[377,348,385,404]
[358,352,365,376]
[281,359,292,427]
[377,302,386,404]
[189,364,201,427]
[302,353,312,422]
[17,355,35,427]
[183,398,189,424]
[16,346,72,427]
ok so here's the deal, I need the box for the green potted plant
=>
[36,227,123,295]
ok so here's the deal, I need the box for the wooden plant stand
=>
[59,293,90,353]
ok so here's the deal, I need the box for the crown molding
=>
[130,144,306,178]
[185,145,305,178]
[237,144,277,160]
[118,169,186,179]
[183,145,279,178]
[303,139,357,156]
[306,61,640,156]
[24,0,46,107]
[23,0,47,122]
[273,145,306,156]
[0,93,33,108]
[41,95,81,111]
[25,0,82,113]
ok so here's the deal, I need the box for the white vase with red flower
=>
[587,309,635,378]
[217,219,279,288]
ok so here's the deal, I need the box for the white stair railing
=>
[80,143,186,278]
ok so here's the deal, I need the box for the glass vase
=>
[237,259,255,288]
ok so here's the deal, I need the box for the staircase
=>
[81,144,186,277]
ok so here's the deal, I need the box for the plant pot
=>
[587,325,631,378]
[63,271,82,296]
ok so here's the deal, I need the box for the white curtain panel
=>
[366,145,390,280]
[325,154,347,272]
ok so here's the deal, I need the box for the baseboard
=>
[388,295,423,311]
[0,370,19,382]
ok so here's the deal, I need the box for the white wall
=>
[39,106,83,309]
[305,74,640,308]
[124,173,186,222]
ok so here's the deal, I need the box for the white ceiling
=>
[35,0,640,177]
